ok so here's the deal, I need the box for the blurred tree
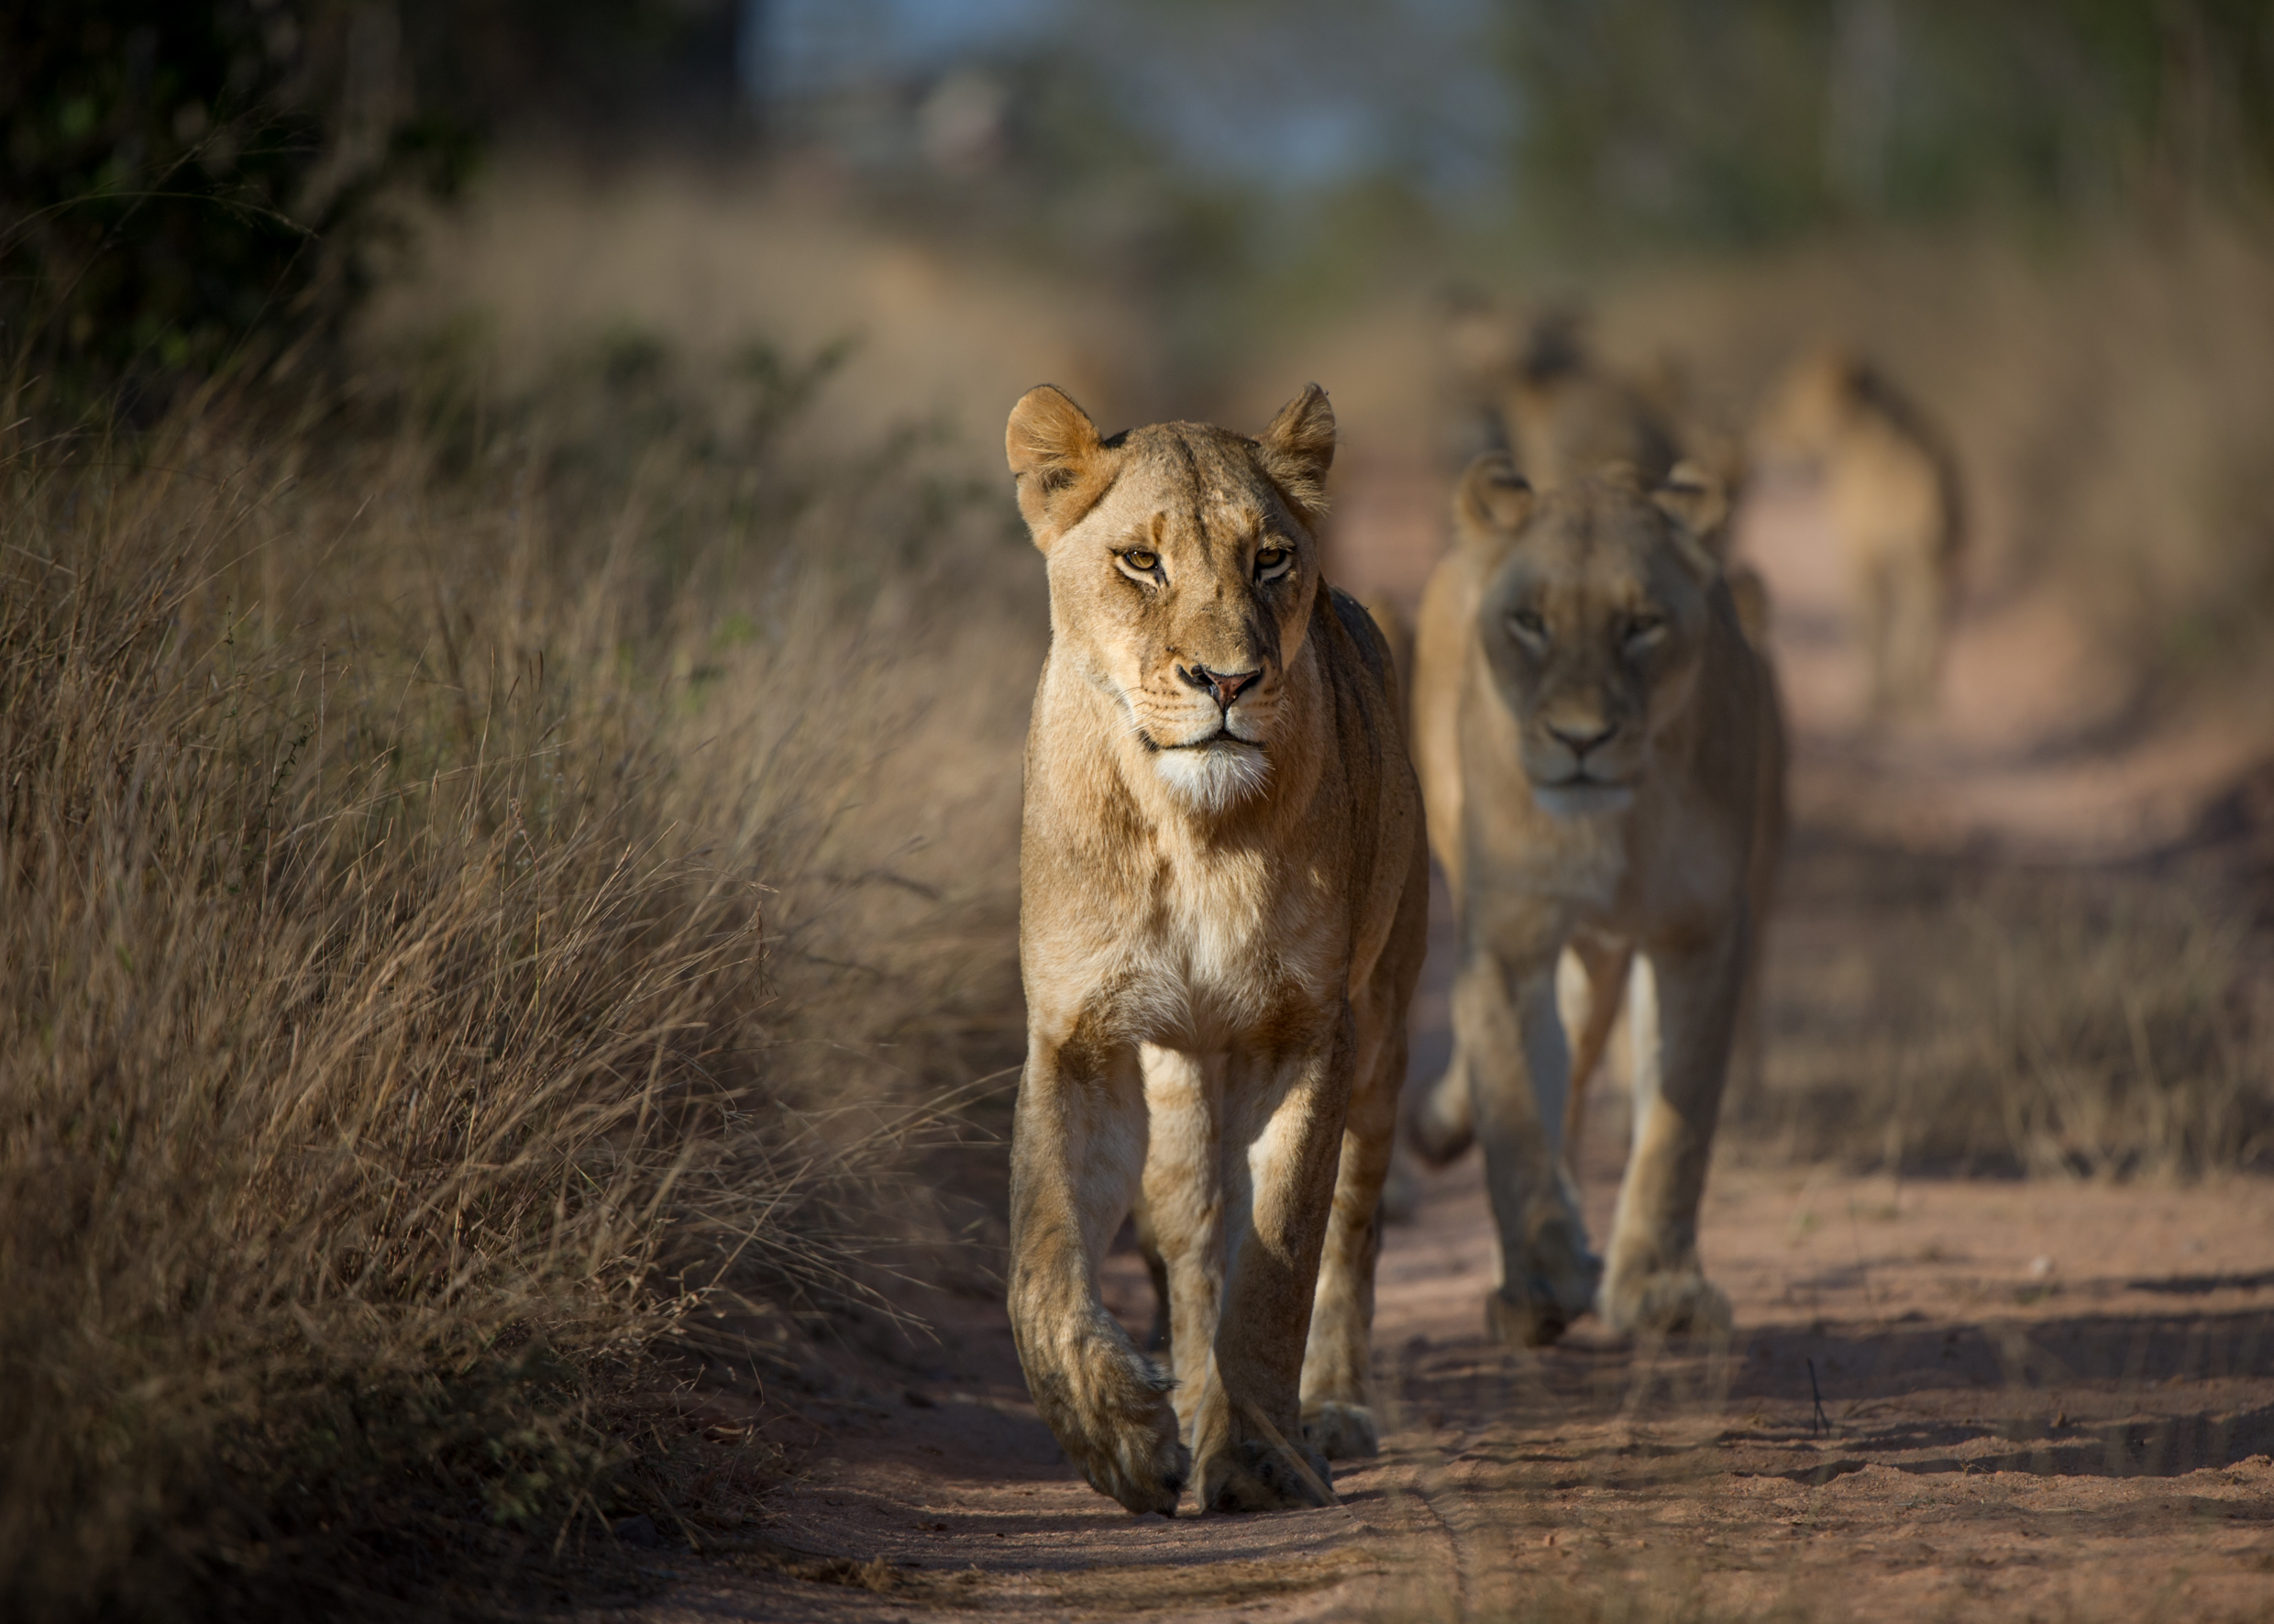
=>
[1496,0,2274,249]
[397,0,745,145]
[0,1,471,409]
[0,0,748,412]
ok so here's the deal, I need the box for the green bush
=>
[0,2,468,408]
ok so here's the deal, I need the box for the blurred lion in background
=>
[1750,344,1965,718]
[1407,456,1785,1346]
[1412,293,1766,1207]
[1441,295,1748,500]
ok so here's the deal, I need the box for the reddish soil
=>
[609,1151,2274,1623]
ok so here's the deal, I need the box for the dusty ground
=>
[606,1148,2274,1623]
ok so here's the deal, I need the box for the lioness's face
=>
[1006,386,1337,814]
[1459,458,1719,819]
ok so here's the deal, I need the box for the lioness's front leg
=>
[1193,1014,1352,1512]
[1138,1044,1223,1444]
[1458,944,1600,1347]
[1008,1030,1188,1514]
[1600,929,1746,1338]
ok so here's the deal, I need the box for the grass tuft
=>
[1748,840,2271,1178]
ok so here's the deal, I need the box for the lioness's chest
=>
[1114,845,1342,1049]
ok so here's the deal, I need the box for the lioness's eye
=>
[1624,614,1666,649]
[1510,608,1548,640]
[1118,549,1160,580]
[1254,545,1293,581]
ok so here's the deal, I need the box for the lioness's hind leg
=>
[1300,1000,1406,1460]
[1557,938,1633,1170]
[1129,1193,1172,1356]
[1408,1043,1474,1166]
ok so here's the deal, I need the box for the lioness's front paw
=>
[1032,1352,1189,1514]
[1198,1435,1336,1513]
[1302,1400,1379,1461]
[1485,1246,1603,1348]
[1599,1266,1732,1340]
[1076,1394,1189,1516]
[1083,1421,1189,1516]
[1485,1284,1572,1348]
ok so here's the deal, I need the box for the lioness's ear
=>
[1652,461,1729,579]
[1654,460,1728,535]
[1725,561,1773,650]
[1256,383,1335,521]
[1454,451,1533,539]
[1006,384,1109,550]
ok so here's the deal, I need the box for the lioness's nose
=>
[1545,718,1616,757]
[1179,662,1261,711]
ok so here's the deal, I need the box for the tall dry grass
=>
[0,326,1036,1618]
[1742,840,2272,1179]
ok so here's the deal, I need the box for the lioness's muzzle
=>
[1177,661,1262,713]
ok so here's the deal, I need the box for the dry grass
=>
[0,326,1036,1618]
[1740,838,2272,1179]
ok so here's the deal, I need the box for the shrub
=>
[0,328,1033,1618]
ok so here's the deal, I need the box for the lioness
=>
[1407,457,1784,1345]
[1004,383,1428,1515]
[1443,300,1683,490]
[1750,345,1963,718]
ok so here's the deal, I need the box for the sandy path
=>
[612,1138,2274,1624]
[1735,477,2274,858]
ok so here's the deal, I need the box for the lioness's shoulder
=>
[1326,585,1394,694]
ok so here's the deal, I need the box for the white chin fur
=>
[1531,781,1635,820]
[1154,744,1271,814]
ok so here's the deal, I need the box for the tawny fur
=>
[1407,458,1786,1347]
[1003,383,1428,1515]
[1750,345,1963,718]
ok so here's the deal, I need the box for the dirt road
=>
[619,1143,2274,1623]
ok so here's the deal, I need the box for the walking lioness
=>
[1408,457,1784,1346]
[1750,345,1963,718]
[1004,383,1428,1515]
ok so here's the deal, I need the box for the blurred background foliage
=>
[1498,0,2274,248]
[9,0,2273,408]
[0,1,465,405]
